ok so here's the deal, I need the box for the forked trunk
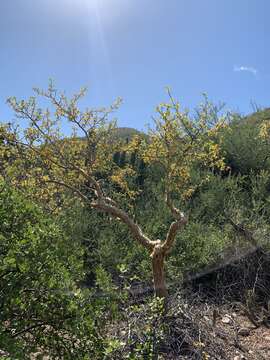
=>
[151,244,167,298]
[91,188,187,300]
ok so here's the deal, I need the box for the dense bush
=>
[0,183,105,359]
[221,110,270,175]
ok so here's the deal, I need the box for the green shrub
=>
[0,183,104,359]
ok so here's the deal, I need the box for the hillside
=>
[244,107,270,125]
[110,126,146,142]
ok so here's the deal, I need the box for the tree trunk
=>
[151,244,167,298]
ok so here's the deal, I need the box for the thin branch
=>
[0,269,18,280]
[11,322,46,338]
[11,139,74,174]
[167,88,195,140]
[228,217,258,247]
[10,138,103,198]
[46,94,91,142]
[44,180,89,202]
[165,191,183,220]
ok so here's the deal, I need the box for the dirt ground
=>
[199,303,270,359]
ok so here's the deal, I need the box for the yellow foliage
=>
[4,84,229,210]
[259,122,270,139]
[111,166,137,198]
[140,92,228,200]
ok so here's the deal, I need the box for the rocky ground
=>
[198,302,270,359]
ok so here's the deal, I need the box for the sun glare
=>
[57,0,131,24]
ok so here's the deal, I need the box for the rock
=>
[0,350,9,357]
[216,329,228,339]
[238,327,250,336]
[221,315,232,324]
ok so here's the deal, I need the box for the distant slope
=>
[110,127,147,142]
[244,107,270,125]
[74,127,146,143]
[222,107,270,174]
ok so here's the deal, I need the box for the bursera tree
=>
[6,83,229,298]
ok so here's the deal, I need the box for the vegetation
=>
[0,182,104,358]
[1,83,270,358]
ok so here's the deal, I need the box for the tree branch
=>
[45,179,154,252]
[11,322,46,338]
[162,215,187,254]
[44,180,89,202]
[228,217,258,247]
[91,200,155,251]
[162,191,188,254]
[10,138,105,200]
[165,191,183,220]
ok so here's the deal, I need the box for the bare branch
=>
[9,138,104,199]
[44,180,89,202]
[166,88,195,140]
[44,92,91,142]
[91,200,155,251]
[162,215,187,254]
[165,191,183,220]
[228,217,258,247]
[11,322,46,338]
[45,178,154,252]
[162,191,188,254]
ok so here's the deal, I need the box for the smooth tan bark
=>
[151,243,167,298]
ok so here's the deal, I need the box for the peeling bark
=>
[151,243,167,298]
[91,196,188,298]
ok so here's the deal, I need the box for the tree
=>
[6,83,228,298]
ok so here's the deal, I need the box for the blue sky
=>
[0,0,269,130]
